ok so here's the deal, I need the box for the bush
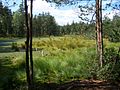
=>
[21,44,26,49]
[108,29,120,42]
[11,42,19,51]
[97,47,120,81]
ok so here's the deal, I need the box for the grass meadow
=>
[0,35,120,89]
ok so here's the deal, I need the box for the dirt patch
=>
[35,80,120,90]
[57,80,120,90]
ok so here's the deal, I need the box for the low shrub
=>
[21,44,26,49]
[11,42,19,51]
[108,29,120,42]
[97,47,120,81]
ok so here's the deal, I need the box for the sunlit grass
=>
[0,36,119,89]
[33,47,97,83]
[104,39,120,49]
[29,36,96,52]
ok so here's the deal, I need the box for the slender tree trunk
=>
[99,0,103,67]
[96,0,103,67]
[29,0,33,89]
[24,0,31,89]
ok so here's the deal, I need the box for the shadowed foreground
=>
[34,80,120,90]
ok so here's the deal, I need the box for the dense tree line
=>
[0,2,58,37]
[103,16,120,42]
[59,22,95,38]
[61,17,120,42]
[12,3,25,37]
[0,2,12,37]
[0,1,120,42]
[33,13,58,37]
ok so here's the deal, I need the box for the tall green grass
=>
[0,48,98,89]
[31,36,96,50]
[0,36,120,89]
[34,47,97,83]
[0,55,26,90]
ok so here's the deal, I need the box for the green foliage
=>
[11,42,19,51]
[21,44,25,49]
[0,46,98,89]
[29,36,96,52]
[33,13,58,37]
[59,22,95,39]
[97,47,120,81]
[103,16,120,42]
[0,2,13,36]
[34,48,97,83]
[12,3,25,37]
[0,37,120,90]
[0,56,25,90]
[0,0,120,40]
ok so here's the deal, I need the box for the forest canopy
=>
[0,0,120,42]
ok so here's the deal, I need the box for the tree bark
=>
[29,0,33,89]
[96,0,103,67]
[24,0,31,89]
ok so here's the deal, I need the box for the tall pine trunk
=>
[24,0,31,89]
[96,0,103,67]
[29,0,33,89]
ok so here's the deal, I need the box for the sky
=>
[1,0,120,26]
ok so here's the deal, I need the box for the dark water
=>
[0,39,17,46]
[0,38,19,53]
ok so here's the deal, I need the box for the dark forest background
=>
[0,2,120,42]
